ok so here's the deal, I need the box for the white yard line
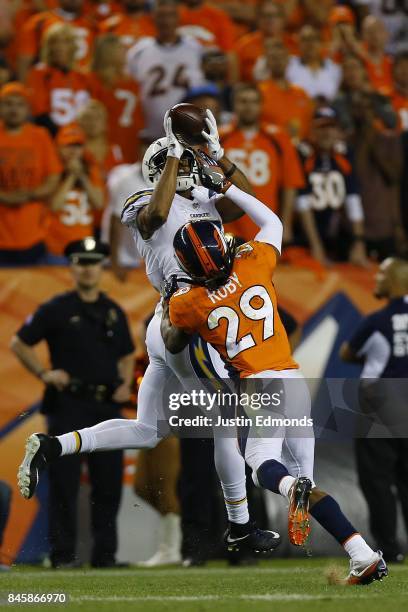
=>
[2,565,408,579]
[68,593,393,603]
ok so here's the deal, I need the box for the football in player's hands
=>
[168,103,207,146]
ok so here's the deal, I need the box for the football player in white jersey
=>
[127,0,205,141]
[18,109,281,559]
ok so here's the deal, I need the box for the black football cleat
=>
[225,522,281,556]
[346,551,388,585]
[288,476,312,546]
[17,433,61,499]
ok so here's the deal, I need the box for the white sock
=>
[57,432,81,456]
[224,493,250,524]
[278,475,295,499]
[343,534,375,562]
[213,436,249,524]
[59,418,160,456]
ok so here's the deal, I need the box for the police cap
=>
[64,237,110,265]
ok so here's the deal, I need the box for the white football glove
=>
[201,109,224,161]
[164,111,185,159]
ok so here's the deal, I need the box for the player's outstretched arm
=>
[223,184,283,256]
[201,109,254,222]
[160,300,191,354]
[137,114,185,240]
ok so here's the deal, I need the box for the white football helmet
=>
[142,137,200,192]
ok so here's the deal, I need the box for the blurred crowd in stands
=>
[0,0,407,270]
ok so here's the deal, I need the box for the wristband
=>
[224,163,237,179]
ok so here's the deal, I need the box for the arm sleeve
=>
[225,184,283,253]
[17,303,53,346]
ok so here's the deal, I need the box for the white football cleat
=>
[346,551,388,585]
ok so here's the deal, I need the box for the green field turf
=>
[0,559,407,612]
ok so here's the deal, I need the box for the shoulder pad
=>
[172,286,192,298]
[121,189,154,224]
[235,243,253,258]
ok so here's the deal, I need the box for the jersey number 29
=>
[207,285,274,359]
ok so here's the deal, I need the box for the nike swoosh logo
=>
[226,534,250,543]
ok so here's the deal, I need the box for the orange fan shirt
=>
[178,4,235,51]
[392,91,408,131]
[234,31,297,83]
[363,54,394,96]
[259,80,314,141]
[98,13,156,49]
[18,10,95,70]
[26,64,90,126]
[45,160,103,255]
[221,124,304,240]
[83,0,122,25]
[88,73,145,163]
[0,123,62,250]
[169,240,298,378]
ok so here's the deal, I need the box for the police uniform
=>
[16,239,135,568]
[348,296,408,562]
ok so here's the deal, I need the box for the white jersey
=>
[101,163,146,267]
[126,36,205,140]
[121,187,222,292]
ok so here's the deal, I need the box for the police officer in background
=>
[340,257,408,564]
[11,238,135,568]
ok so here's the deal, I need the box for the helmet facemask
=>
[142,138,200,192]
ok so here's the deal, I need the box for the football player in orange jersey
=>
[89,33,145,163]
[26,22,90,133]
[161,180,388,585]
[222,83,304,244]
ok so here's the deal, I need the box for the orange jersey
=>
[234,31,297,82]
[83,0,122,25]
[26,63,90,126]
[363,54,394,96]
[259,80,314,141]
[0,123,62,250]
[88,73,144,163]
[45,161,103,255]
[179,4,235,51]
[98,13,156,49]
[18,10,95,69]
[169,241,298,377]
[392,91,408,131]
[221,124,304,240]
